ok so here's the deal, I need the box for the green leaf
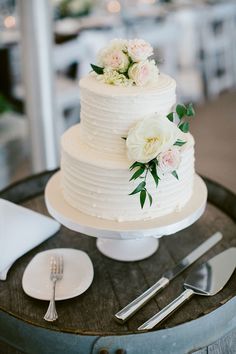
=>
[179,122,189,133]
[174,139,187,147]
[150,163,159,187]
[129,167,145,181]
[90,64,104,75]
[167,112,174,122]
[140,190,146,209]
[147,192,153,206]
[176,104,187,119]
[121,136,127,140]
[186,103,195,117]
[129,161,144,171]
[129,181,146,195]
[172,170,179,180]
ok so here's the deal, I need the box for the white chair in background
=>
[131,12,204,104]
[53,37,82,137]
[54,73,80,137]
[173,8,204,104]
[199,3,235,99]
[132,16,179,79]
[12,37,81,140]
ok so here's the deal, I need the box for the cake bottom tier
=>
[60,125,195,222]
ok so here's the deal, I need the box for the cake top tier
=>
[79,72,176,160]
[79,72,176,97]
[90,38,161,87]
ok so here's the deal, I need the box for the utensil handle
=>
[138,288,194,331]
[44,279,58,322]
[115,277,169,323]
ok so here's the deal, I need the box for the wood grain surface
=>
[0,172,236,337]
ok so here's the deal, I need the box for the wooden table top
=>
[0,171,236,336]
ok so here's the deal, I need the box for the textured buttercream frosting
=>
[61,125,195,221]
[80,73,176,157]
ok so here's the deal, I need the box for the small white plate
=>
[22,248,94,301]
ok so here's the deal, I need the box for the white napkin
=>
[0,198,60,280]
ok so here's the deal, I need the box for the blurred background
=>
[0,0,235,192]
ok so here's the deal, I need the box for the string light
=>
[107,0,121,13]
[4,15,16,29]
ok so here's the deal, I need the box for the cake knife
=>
[138,247,236,330]
[115,232,222,323]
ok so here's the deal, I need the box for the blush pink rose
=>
[127,39,153,62]
[157,148,181,174]
[102,50,129,73]
[128,60,159,86]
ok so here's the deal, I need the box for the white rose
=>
[103,50,129,73]
[128,60,159,86]
[126,115,180,163]
[157,148,181,174]
[127,39,153,62]
[97,39,129,73]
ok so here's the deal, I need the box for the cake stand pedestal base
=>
[96,237,159,262]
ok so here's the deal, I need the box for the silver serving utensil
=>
[44,254,63,322]
[115,232,222,323]
[138,247,236,330]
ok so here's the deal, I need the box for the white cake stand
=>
[45,172,207,262]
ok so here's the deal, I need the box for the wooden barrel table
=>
[0,170,236,354]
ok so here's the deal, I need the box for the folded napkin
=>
[0,198,60,280]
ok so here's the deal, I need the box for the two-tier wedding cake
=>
[60,39,195,222]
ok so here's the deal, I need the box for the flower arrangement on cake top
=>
[90,39,159,87]
[123,103,195,208]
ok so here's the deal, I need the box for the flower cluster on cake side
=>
[124,103,195,208]
[90,38,159,87]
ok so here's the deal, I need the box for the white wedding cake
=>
[60,39,195,222]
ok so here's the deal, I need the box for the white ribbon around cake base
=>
[45,172,207,262]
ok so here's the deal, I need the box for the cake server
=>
[138,247,236,330]
[115,232,222,323]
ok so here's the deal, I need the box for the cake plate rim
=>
[45,172,207,261]
[45,171,207,239]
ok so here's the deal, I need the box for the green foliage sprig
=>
[167,103,195,133]
[90,64,104,75]
[129,160,159,209]
[128,158,180,208]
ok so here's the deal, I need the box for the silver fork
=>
[44,254,63,322]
